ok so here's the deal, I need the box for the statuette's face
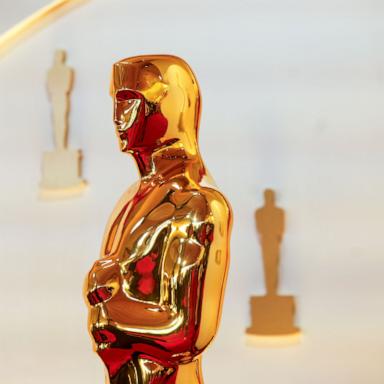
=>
[114,89,145,151]
[113,64,169,153]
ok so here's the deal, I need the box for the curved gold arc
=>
[0,0,89,57]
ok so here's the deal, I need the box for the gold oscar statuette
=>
[85,55,232,383]
[246,189,300,344]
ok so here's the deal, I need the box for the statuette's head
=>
[264,189,275,205]
[111,55,201,155]
[54,49,66,64]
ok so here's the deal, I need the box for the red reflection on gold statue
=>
[85,55,232,384]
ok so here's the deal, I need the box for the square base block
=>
[246,295,300,336]
[40,149,86,199]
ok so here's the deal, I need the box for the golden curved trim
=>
[0,0,89,57]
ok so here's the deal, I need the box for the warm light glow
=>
[245,332,302,348]
[0,0,89,57]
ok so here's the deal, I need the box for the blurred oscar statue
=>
[40,49,86,199]
[246,189,300,342]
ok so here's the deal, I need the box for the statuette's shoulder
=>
[184,188,232,244]
[201,188,232,223]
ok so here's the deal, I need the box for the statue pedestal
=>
[39,149,86,199]
[246,295,300,337]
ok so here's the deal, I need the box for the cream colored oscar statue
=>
[246,189,300,343]
[40,49,86,199]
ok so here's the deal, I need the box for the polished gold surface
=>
[85,55,232,383]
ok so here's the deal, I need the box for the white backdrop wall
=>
[1,1,384,383]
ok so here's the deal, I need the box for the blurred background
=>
[1,0,384,383]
